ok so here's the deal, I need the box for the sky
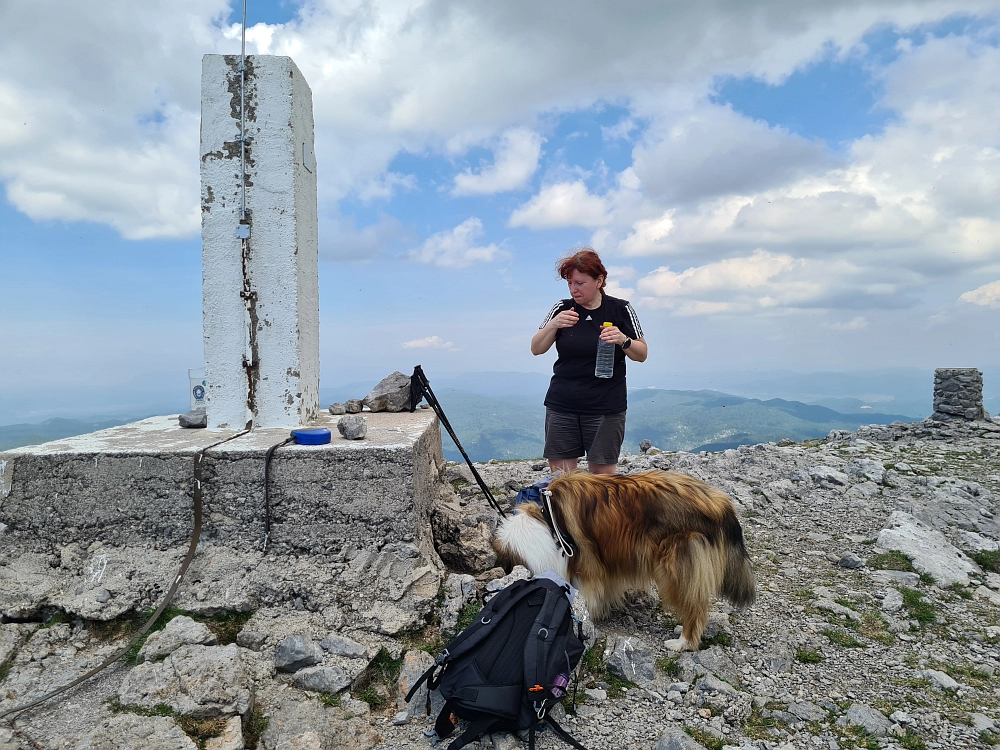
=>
[1,0,1000,423]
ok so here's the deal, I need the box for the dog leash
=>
[409,365,506,519]
[543,490,575,558]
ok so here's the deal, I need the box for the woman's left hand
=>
[599,325,629,346]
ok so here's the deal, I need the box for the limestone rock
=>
[922,668,960,691]
[204,717,243,750]
[881,589,904,613]
[138,615,217,663]
[0,623,35,667]
[604,635,655,683]
[236,630,268,651]
[259,693,378,750]
[337,415,367,440]
[363,371,412,413]
[654,726,710,749]
[841,703,892,736]
[674,646,741,686]
[788,701,827,721]
[179,409,208,429]
[397,649,435,718]
[439,573,477,636]
[810,466,849,486]
[274,634,324,673]
[344,399,363,414]
[73,715,197,750]
[118,644,253,718]
[292,665,351,694]
[877,511,981,586]
[429,493,498,573]
[327,403,346,415]
[320,633,367,659]
[838,552,864,569]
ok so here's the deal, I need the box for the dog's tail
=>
[720,512,756,608]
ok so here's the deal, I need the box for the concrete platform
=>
[0,411,448,634]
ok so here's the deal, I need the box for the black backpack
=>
[406,576,589,750]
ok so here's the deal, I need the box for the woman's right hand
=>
[550,309,579,329]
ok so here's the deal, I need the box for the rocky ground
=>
[3,416,1000,750]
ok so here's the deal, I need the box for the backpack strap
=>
[523,582,571,708]
[544,715,591,750]
[433,698,458,740]
[446,715,504,750]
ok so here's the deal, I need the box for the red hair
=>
[556,248,607,290]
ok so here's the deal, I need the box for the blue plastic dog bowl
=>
[290,428,332,445]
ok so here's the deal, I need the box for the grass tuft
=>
[351,648,403,710]
[868,551,915,572]
[701,632,733,648]
[900,729,928,749]
[795,648,824,664]
[972,550,1000,574]
[683,726,723,750]
[244,707,269,750]
[455,601,483,633]
[900,588,937,626]
[822,628,864,648]
[655,656,681,678]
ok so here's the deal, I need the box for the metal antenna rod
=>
[239,0,248,219]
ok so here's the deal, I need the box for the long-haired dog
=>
[493,471,756,651]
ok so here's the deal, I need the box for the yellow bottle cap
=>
[603,322,612,327]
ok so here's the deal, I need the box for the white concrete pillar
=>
[200,54,320,430]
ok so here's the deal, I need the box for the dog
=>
[493,470,756,651]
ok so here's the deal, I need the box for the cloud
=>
[508,181,609,229]
[831,316,869,330]
[319,214,412,261]
[452,127,543,196]
[601,117,637,141]
[959,279,1000,308]
[402,335,454,349]
[408,217,504,268]
[355,172,417,202]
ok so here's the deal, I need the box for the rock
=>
[838,552,865,569]
[841,703,892,736]
[764,644,794,674]
[877,511,981,586]
[118,644,253,718]
[890,709,913,725]
[74,714,197,750]
[440,573,478,636]
[654,726,710,749]
[95,588,111,603]
[274,634,324,673]
[397,649,435,718]
[972,713,997,732]
[337,415,367,440]
[958,531,1000,552]
[179,409,208,429]
[694,673,737,696]
[391,711,410,726]
[531,461,548,471]
[933,368,986,421]
[976,586,1000,605]
[320,633,367,659]
[870,569,921,587]
[259,694,377,750]
[922,668,960,691]
[0,623,34,666]
[236,630,268,651]
[328,403,346,415]
[293,665,351,694]
[604,635,655,683]
[363,371,412,413]
[788,701,826,721]
[881,589,904,613]
[815,598,861,621]
[430,493,498,573]
[810,466,849,486]
[639,440,652,453]
[344,399,363,414]
[204,716,243,750]
[584,687,607,702]
[138,615,217,663]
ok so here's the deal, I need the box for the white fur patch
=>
[495,511,569,580]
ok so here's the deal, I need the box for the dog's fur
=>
[493,470,756,650]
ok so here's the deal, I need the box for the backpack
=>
[405,575,589,750]
[513,475,554,508]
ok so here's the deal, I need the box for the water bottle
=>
[551,672,570,698]
[595,322,615,378]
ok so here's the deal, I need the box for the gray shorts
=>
[543,408,627,464]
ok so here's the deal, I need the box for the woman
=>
[531,248,647,474]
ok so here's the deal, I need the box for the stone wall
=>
[932,368,989,421]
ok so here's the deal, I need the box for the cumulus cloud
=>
[508,181,609,229]
[408,217,504,268]
[452,128,543,196]
[959,279,1000,308]
[831,316,869,330]
[402,335,454,349]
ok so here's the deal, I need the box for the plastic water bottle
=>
[594,322,615,378]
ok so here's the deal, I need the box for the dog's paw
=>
[663,637,692,652]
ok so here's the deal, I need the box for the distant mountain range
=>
[430,386,917,462]
[0,371,925,460]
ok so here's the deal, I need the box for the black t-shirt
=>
[539,293,643,415]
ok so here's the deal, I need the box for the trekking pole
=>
[409,365,507,518]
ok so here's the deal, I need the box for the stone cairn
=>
[932,367,989,421]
